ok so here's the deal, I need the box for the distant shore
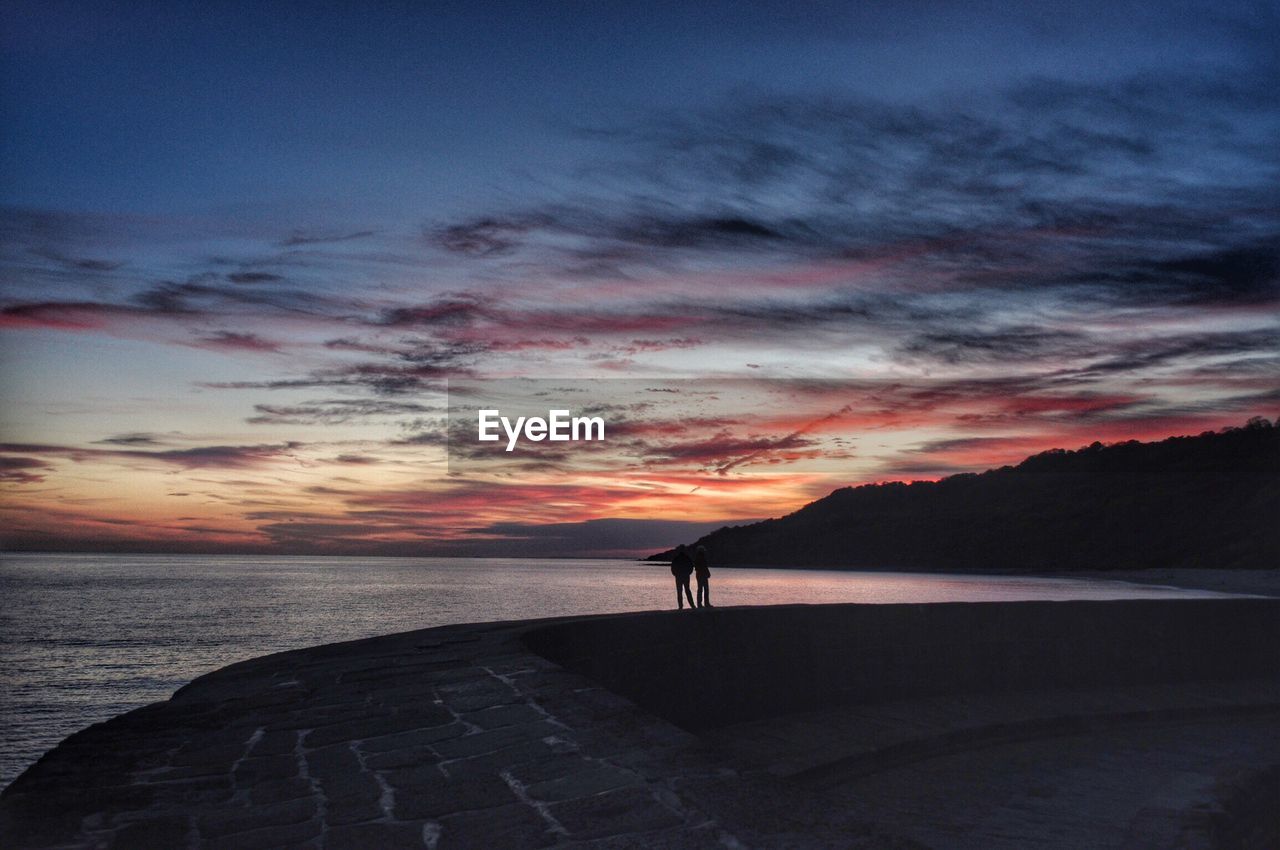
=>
[645,558,1280,598]
[1078,567,1280,598]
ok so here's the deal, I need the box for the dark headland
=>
[4,598,1280,849]
[649,420,1280,571]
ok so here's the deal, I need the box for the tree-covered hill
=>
[652,419,1280,571]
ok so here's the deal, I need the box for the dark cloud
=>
[909,436,1044,455]
[31,248,123,272]
[1071,329,1280,377]
[94,433,166,446]
[227,271,284,284]
[875,460,974,479]
[633,431,820,473]
[0,456,53,483]
[130,279,351,318]
[1150,244,1280,306]
[1,275,352,333]
[332,454,378,464]
[434,217,544,256]
[0,441,303,469]
[378,294,488,328]
[897,327,1089,364]
[248,399,439,425]
[280,229,376,247]
[115,442,304,469]
[191,331,283,353]
[455,517,757,557]
[435,211,785,258]
[430,71,1280,314]
[0,300,169,329]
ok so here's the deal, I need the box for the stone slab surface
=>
[4,602,1279,849]
[0,617,914,849]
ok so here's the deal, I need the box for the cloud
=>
[2,64,1277,561]
[189,331,283,353]
[332,453,378,464]
[897,327,1089,364]
[0,441,303,470]
[0,456,52,483]
[247,399,439,425]
[30,248,123,272]
[280,229,376,247]
[1070,329,1280,377]
[0,300,168,330]
[94,432,167,446]
[227,271,284,284]
[427,71,1279,313]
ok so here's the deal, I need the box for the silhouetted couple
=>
[670,544,712,609]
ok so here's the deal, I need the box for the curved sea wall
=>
[523,599,1280,730]
[2,599,1279,849]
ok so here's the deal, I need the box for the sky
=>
[1,0,1277,556]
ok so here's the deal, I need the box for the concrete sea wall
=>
[3,599,1279,848]
[523,599,1280,730]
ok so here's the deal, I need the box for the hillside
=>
[652,419,1280,571]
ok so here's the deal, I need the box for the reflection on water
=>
[0,552,1234,787]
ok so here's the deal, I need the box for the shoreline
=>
[1077,567,1280,597]
[649,560,1280,598]
[3,598,1280,848]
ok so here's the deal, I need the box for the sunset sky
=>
[1,0,1277,556]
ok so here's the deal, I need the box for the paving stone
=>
[432,723,558,760]
[324,821,428,850]
[249,776,315,806]
[362,744,442,771]
[549,785,683,840]
[440,739,562,778]
[107,815,189,849]
[358,723,468,754]
[74,784,162,813]
[505,752,596,784]
[436,680,521,711]
[464,704,546,730]
[306,743,361,778]
[171,743,246,770]
[441,691,525,713]
[306,715,395,748]
[161,761,235,781]
[437,802,555,849]
[574,825,731,849]
[315,765,379,801]
[234,753,299,785]
[317,772,384,826]
[252,729,301,756]
[204,817,323,850]
[198,797,317,837]
[324,790,385,827]
[152,776,236,804]
[388,767,517,819]
[525,765,640,802]
[365,683,440,706]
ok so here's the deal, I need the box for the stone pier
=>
[3,599,1279,849]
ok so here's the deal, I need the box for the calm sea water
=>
[0,552,1238,788]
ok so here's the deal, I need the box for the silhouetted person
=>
[670,544,695,609]
[694,545,712,608]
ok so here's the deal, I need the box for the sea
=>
[0,552,1241,789]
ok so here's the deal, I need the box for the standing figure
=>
[694,545,712,608]
[670,544,695,609]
